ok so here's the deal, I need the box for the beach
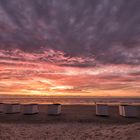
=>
[0,105,140,140]
[0,122,140,140]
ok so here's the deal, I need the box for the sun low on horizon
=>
[0,0,140,97]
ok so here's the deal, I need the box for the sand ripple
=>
[0,123,140,140]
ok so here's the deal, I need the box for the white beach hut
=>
[119,105,124,116]
[0,103,4,113]
[48,103,61,115]
[22,104,39,115]
[5,103,20,114]
[96,104,109,116]
[119,105,138,117]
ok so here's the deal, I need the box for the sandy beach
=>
[0,122,140,140]
[0,105,140,140]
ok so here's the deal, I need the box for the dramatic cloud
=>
[0,0,140,96]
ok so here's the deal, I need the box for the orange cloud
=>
[0,49,140,97]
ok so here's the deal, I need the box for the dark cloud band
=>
[0,0,140,66]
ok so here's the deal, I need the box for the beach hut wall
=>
[96,104,109,116]
[5,103,20,114]
[0,103,4,113]
[119,105,138,117]
[22,104,39,115]
[48,104,61,115]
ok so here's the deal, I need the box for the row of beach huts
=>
[0,103,139,118]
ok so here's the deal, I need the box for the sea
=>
[0,95,140,105]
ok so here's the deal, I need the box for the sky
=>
[0,0,140,97]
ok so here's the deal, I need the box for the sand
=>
[0,105,140,140]
[0,122,140,140]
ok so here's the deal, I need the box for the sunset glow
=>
[0,0,140,97]
[0,49,139,97]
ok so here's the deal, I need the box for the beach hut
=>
[96,104,109,116]
[0,103,4,113]
[119,105,124,116]
[119,105,138,117]
[5,103,20,114]
[22,104,39,115]
[48,103,61,115]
